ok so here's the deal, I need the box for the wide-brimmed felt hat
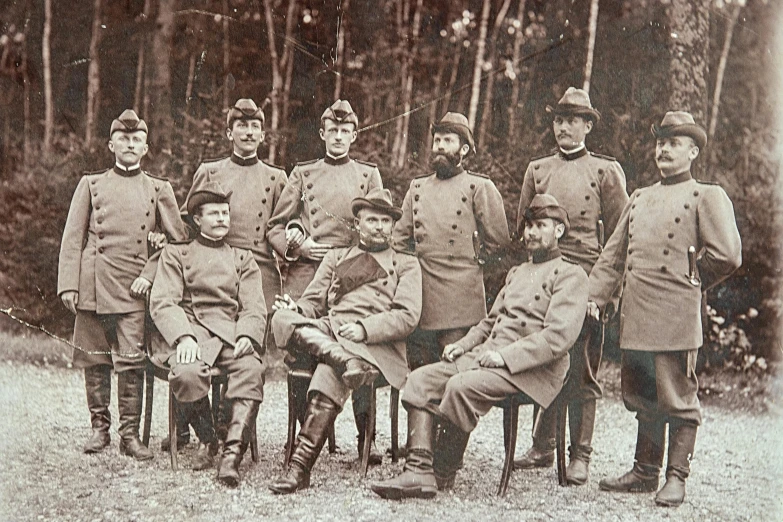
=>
[650,111,707,149]
[431,112,476,154]
[545,87,601,123]
[351,187,403,221]
[110,109,148,136]
[187,181,233,216]
[321,99,359,127]
[521,193,570,236]
[227,98,265,128]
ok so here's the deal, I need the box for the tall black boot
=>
[371,407,438,500]
[269,392,341,494]
[433,419,470,490]
[180,397,217,471]
[83,365,112,453]
[566,400,597,485]
[514,405,557,469]
[117,369,154,461]
[599,417,665,493]
[655,421,698,507]
[291,326,379,390]
[160,397,191,452]
[217,399,260,487]
[353,388,382,466]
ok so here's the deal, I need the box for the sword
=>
[473,230,486,266]
[687,246,701,286]
[597,219,605,248]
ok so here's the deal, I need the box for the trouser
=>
[406,327,471,370]
[258,258,281,353]
[72,310,146,372]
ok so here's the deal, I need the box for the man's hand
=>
[586,301,601,322]
[176,336,200,364]
[272,294,298,312]
[286,228,305,249]
[338,323,367,342]
[61,291,79,315]
[295,237,331,261]
[442,343,464,363]
[129,277,153,299]
[233,336,255,359]
[148,232,168,251]
[477,350,506,369]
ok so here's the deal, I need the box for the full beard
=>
[430,151,462,178]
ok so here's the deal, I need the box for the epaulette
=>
[83,168,111,176]
[561,255,579,265]
[144,171,170,182]
[589,151,617,162]
[530,151,557,162]
[696,179,721,186]
[201,155,230,164]
[355,158,377,168]
[262,160,285,171]
[466,170,490,179]
[296,158,319,167]
[413,172,434,180]
[392,247,416,257]
[169,239,193,246]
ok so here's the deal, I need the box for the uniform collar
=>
[358,240,390,253]
[197,234,226,248]
[114,163,141,177]
[325,153,350,166]
[230,152,259,166]
[660,170,693,185]
[435,164,465,180]
[531,247,561,264]
[559,145,588,161]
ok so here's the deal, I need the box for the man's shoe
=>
[192,442,218,471]
[371,466,438,500]
[513,444,555,469]
[342,359,379,390]
[117,369,154,461]
[269,462,311,494]
[654,421,697,507]
[598,465,659,493]
[565,454,590,486]
[119,437,154,461]
[83,365,111,454]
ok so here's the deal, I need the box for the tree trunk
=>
[708,3,741,140]
[85,0,102,149]
[42,0,53,159]
[507,0,527,143]
[666,0,710,122]
[477,0,511,150]
[467,0,491,131]
[333,0,350,100]
[279,0,300,164]
[148,0,175,164]
[423,57,446,164]
[222,0,231,112]
[134,0,152,116]
[440,39,463,114]
[582,0,600,93]
[391,0,410,160]
[262,0,282,163]
[392,0,423,169]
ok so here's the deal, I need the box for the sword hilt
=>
[687,246,701,286]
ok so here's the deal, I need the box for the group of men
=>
[58,87,741,508]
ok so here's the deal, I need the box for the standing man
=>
[372,195,587,500]
[58,109,186,460]
[514,87,629,485]
[590,112,741,507]
[393,112,510,369]
[267,100,384,460]
[268,189,421,494]
[150,182,266,487]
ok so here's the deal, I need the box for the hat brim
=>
[545,104,601,123]
[186,192,233,217]
[650,123,707,150]
[431,123,476,153]
[521,207,571,237]
[351,199,403,221]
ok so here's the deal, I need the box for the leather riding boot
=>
[342,358,380,390]
[353,389,382,466]
[514,405,557,469]
[217,399,260,487]
[291,326,377,390]
[83,365,112,454]
[599,417,665,493]
[433,419,470,491]
[566,400,597,485]
[655,421,697,507]
[160,397,191,452]
[269,393,341,494]
[117,369,154,461]
[371,407,438,500]
[181,397,218,471]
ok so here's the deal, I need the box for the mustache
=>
[657,154,672,161]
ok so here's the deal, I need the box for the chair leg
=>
[327,423,336,453]
[498,400,519,496]
[142,364,154,447]
[284,371,297,467]
[250,422,259,463]
[211,379,221,427]
[390,387,399,463]
[168,386,178,471]
[360,382,377,477]
[556,400,568,487]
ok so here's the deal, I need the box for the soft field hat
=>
[187,181,233,216]
[431,112,475,154]
[521,193,571,236]
[227,98,265,128]
[351,187,403,221]
[545,87,601,123]
[650,111,707,150]
[110,109,148,136]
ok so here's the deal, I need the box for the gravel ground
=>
[0,363,781,522]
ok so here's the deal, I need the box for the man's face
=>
[553,115,592,150]
[108,131,149,167]
[523,217,564,253]
[193,202,231,240]
[430,131,467,171]
[320,120,357,157]
[227,118,265,156]
[355,207,393,247]
[655,136,698,177]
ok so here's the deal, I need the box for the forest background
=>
[0,0,780,374]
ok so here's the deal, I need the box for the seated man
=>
[268,188,422,495]
[371,194,588,500]
[149,182,266,487]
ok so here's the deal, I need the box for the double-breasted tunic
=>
[393,168,510,330]
[182,155,287,311]
[272,245,422,393]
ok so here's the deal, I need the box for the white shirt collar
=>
[115,162,141,171]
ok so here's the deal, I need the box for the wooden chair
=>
[495,392,568,496]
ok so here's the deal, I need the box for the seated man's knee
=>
[169,362,210,402]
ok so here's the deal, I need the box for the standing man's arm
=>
[267,167,306,259]
[139,181,187,285]
[58,177,91,313]
[599,161,630,241]
[515,163,537,235]
[589,194,633,311]
[392,185,415,253]
[697,186,742,290]
[474,179,511,257]
[295,249,337,319]
[235,256,267,355]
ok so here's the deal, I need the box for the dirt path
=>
[0,363,781,522]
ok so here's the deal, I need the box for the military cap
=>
[321,99,359,127]
[227,98,265,128]
[431,112,475,154]
[546,87,601,123]
[522,193,570,236]
[651,111,707,150]
[351,187,403,221]
[187,181,233,217]
[110,109,148,136]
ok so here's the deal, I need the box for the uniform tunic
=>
[272,245,422,404]
[149,236,266,403]
[182,154,287,312]
[393,168,510,330]
[267,156,383,298]
[402,249,588,433]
